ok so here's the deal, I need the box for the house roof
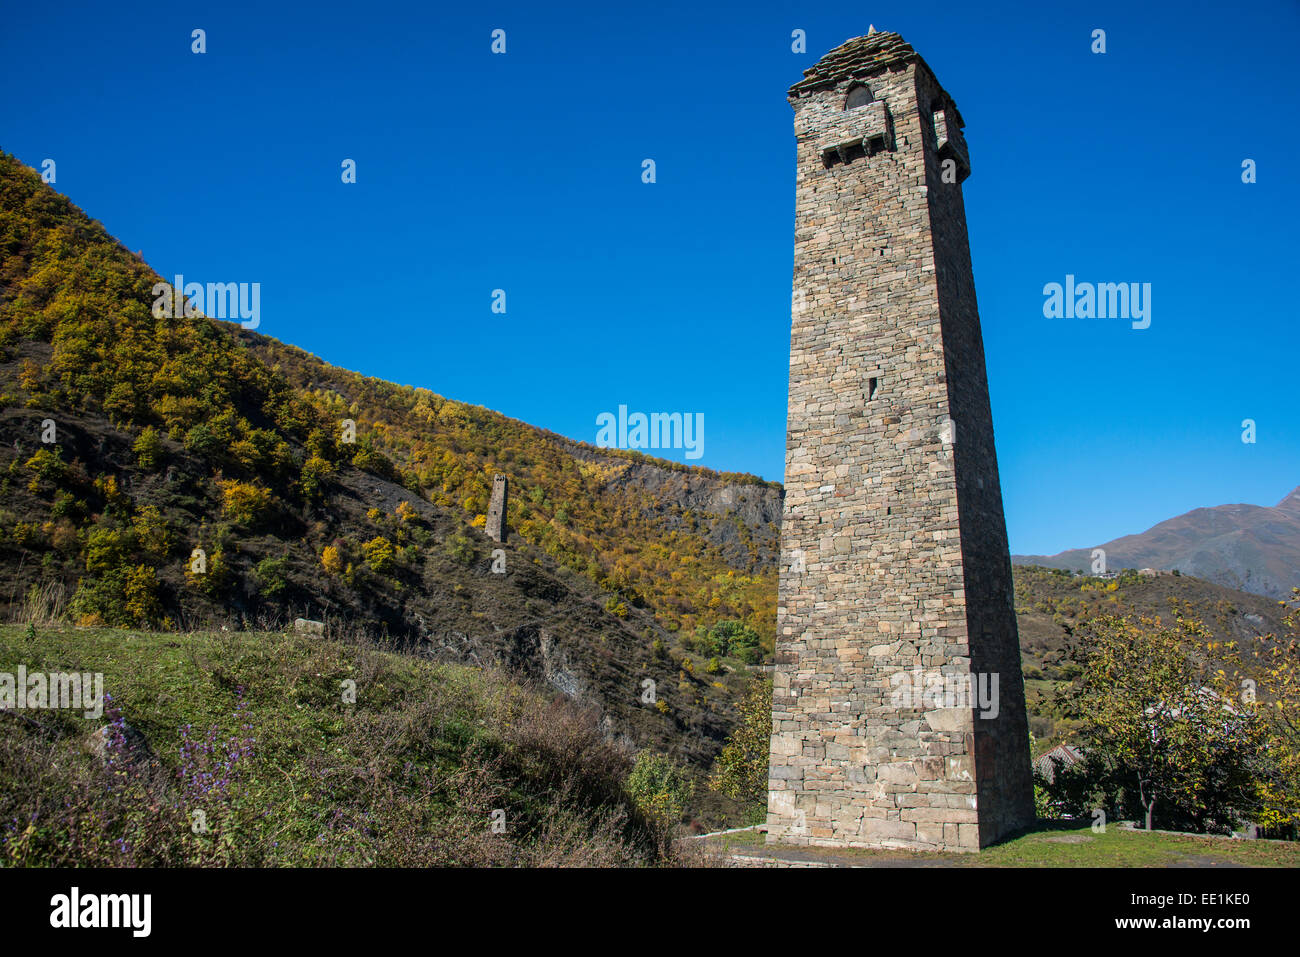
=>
[1034,743,1086,782]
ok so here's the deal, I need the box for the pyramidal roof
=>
[788,31,920,97]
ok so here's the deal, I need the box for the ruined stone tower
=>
[767,31,1034,851]
[486,474,508,543]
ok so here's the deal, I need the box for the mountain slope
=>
[0,150,777,769]
[232,327,782,644]
[1013,487,1300,598]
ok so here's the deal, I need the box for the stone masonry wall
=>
[767,34,1034,852]
[486,474,508,543]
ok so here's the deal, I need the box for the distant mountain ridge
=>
[1013,486,1300,598]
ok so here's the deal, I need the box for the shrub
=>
[445,532,474,565]
[217,479,274,527]
[698,619,762,660]
[83,526,132,574]
[253,555,290,598]
[131,506,172,558]
[70,564,162,628]
[23,447,66,494]
[625,751,693,826]
[132,427,163,470]
[184,423,223,458]
[708,677,772,805]
[299,454,335,503]
[185,545,232,598]
[122,565,163,626]
[320,545,344,576]
[362,536,395,575]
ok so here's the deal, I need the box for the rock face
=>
[486,474,508,543]
[767,32,1035,852]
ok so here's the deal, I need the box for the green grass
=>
[710,822,1300,867]
[0,624,669,866]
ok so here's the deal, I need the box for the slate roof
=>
[789,31,918,96]
[1033,744,1086,783]
[789,31,965,127]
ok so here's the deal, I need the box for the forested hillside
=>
[0,150,780,770]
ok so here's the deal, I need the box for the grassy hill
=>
[0,623,686,866]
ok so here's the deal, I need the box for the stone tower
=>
[767,31,1034,852]
[486,474,508,543]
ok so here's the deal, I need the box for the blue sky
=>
[2,0,1296,554]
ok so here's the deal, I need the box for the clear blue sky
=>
[2,0,1296,554]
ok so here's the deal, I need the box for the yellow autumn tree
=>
[1208,589,1300,829]
[321,545,344,576]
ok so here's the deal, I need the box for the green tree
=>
[701,619,762,662]
[708,677,772,806]
[1208,589,1300,831]
[253,555,291,598]
[626,751,693,825]
[132,426,164,470]
[362,535,396,574]
[1061,614,1263,831]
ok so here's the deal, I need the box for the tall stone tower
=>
[486,474,508,543]
[767,31,1034,852]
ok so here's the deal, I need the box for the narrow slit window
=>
[867,377,879,401]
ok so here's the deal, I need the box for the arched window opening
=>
[845,85,873,110]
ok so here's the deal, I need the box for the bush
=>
[320,544,344,576]
[23,447,67,494]
[131,506,172,558]
[445,532,474,566]
[362,536,395,575]
[83,526,132,574]
[132,427,163,470]
[70,564,163,628]
[184,423,224,459]
[253,555,290,598]
[299,454,335,503]
[625,751,693,826]
[217,479,274,527]
[698,620,761,660]
[708,677,772,805]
